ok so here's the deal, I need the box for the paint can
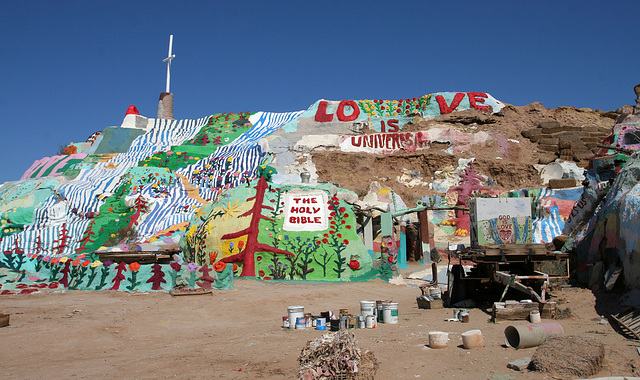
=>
[305,313,313,328]
[376,301,386,322]
[339,309,349,318]
[330,319,340,331]
[288,306,304,330]
[382,302,399,324]
[348,316,358,329]
[366,314,376,328]
[282,316,290,328]
[358,315,366,329]
[320,311,331,321]
[460,310,470,323]
[316,317,326,330]
[529,309,541,323]
[295,317,306,330]
[360,301,376,317]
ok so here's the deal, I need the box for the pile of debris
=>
[298,330,378,380]
[528,336,605,378]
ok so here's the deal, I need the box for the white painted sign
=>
[283,191,328,231]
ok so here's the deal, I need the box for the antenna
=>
[162,35,175,93]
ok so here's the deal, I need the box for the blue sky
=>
[1,1,638,185]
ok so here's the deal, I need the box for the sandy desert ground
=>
[1,263,639,380]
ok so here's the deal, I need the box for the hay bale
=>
[298,330,378,380]
[528,336,604,378]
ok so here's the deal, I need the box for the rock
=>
[538,120,560,129]
[507,357,531,371]
[538,154,557,165]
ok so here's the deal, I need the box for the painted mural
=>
[2,90,586,295]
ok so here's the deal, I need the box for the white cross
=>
[162,35,175,93]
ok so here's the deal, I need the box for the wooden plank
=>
[493,301,540,322]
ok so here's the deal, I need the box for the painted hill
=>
[0,90,630,294]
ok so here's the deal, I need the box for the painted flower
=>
[343,239,350,245]
[213,261,227,272]
[170,262,181,271]
[129,262,141,272]
[388,256,394,263]
[322,238,329,244]
[259,270,265,277]
[91,260,102,268]
[82,260,90,268]
[72,259,81,266]
[59,257,69,263]
[186,262,199,272]
[233,264,238,272]
[103,260,114,267]
[339,207,346,213]
[349,260,360,270]
[256,256,262,262]
[209,251,218,264]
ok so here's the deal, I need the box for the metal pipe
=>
[504,321,564,349]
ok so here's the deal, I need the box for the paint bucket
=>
[429,331,448,349]
[360,301,376,317]
[288,306,304,330]
[282,316,290,328]
[339,309,349,318]
[348,316,358,329]
[504,321,564,349]
[529,309,541,323]
[321,311,331,321]
[330,319,340,331]
[376,301,386,322]
[461,329,485,349]
[295,317,306,330]
[305,313,313,328]
[382,302,399,324]
[460,310,470,323]
[366,314,376,328]
[358,315,366,329]
[316,317,326,330]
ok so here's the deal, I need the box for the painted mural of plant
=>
[197,264,216,289]
[68,259,90,289]
[51,223,72,255]
[85,260,102,288]
[95,260,112,290]
[186,262,199,288]
[169,261,182,289]
[110,261,127,290]
[75,220,97,254]
[311,197,352,279]
[143,263,165,291]
[1,235,26,271]
[220,177,295,277]
[358,95,432,117]
[280,235,317,280]
[125,262,141,291]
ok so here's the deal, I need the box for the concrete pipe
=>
[504,321,564,349]
[462,329,485,349]
[428,331,448,349]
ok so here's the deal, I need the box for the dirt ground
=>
[1,263,639,380]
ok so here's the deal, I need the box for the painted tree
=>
[146,263,167,290]
[51,223,72,255]
[75,220,97,254]
[446,166,487,235]
[196,264,215,289]
[110,261,127,290]
[220,177,295,277]
[59,260,72,287]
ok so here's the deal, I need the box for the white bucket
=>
[429,287,441,299]
[529,309,541,323]
[295,317,306,330]
[382,302,399,324]
[288,306,304,330]
[429,331,448,349]
[360,301,376,317]
[365,314,376,328]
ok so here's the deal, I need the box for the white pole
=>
[163,35,175,93]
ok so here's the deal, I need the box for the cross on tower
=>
[163,35,175,93]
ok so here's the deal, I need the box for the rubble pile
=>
[298,330,378,380]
